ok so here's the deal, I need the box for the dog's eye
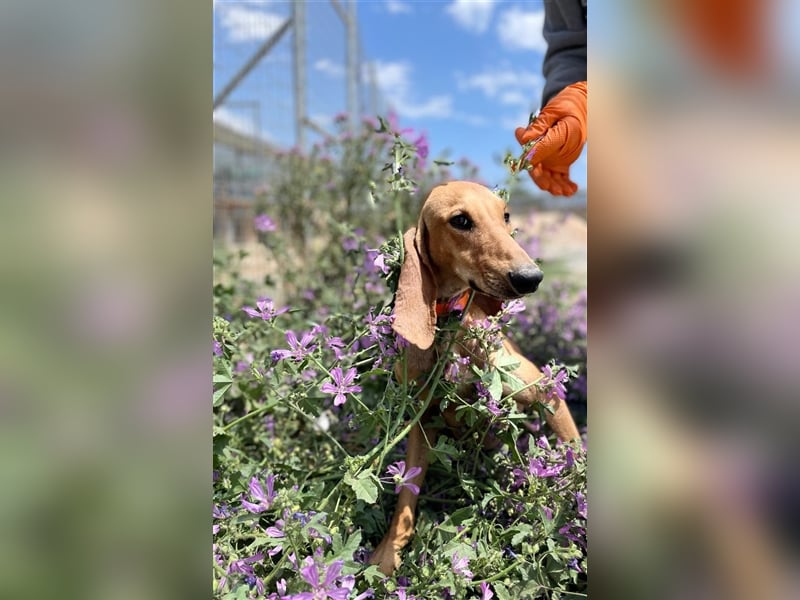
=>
[449,214,473,231]
[504,212,510,224]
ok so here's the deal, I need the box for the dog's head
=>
[393,181,543,350]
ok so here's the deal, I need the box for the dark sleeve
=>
[541,0,587,107]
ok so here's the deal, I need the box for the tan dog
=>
[369,181,581,575]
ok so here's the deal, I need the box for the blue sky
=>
[213,0,587,193]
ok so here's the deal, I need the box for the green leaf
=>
[493,582,512,600]
[488,370,503,401]
[493,351,520,370]
[331,531,362,562]
[511,524,533,546]
[344,471,379,504]
[212,431,229,450]
[429,437,459,471]
[448,507,475,527]
[213,374,233,384]
[213,384,231,406]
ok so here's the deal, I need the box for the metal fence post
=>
[292,0,307,150]
[347,0,360,128]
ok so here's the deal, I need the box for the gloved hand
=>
[515,81,587,196]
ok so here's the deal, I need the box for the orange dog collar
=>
[435,290,471,318]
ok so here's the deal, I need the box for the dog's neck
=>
[435,289,472,317]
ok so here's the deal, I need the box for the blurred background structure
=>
[213,0,389,245]
[213,1,587,251]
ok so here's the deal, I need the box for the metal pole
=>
[293,0,307,150]
[347,0,359,126]
[213,17,293,110]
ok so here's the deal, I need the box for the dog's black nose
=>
[508,266,544,294]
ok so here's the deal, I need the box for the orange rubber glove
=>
[515,81,587,197]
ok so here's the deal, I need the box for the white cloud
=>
[457,67,543,107]
[498,90,528,106]
[217,5,285,44]
[401,96,454,119]
[374,60,411,95]
[314,58,345,78]
[496,6,546,52]
[372,60,453,119]
[453,112,489,127]
[386,0,412,15]
[213,106,257,136]
[445,0,496,34]
[500,111,534,132]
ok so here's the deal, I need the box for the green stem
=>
[221,402,274,433]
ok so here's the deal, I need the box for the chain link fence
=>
[213,1,386,245]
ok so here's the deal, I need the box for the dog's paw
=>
[368,539,401,576]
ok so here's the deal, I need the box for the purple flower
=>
[240,474,276,513]
[386,110,413,136]
[512,455,565,487]
[413,132,429,159]
[450,553,474,579]
[538,304,559,333]
[372,251,390,275]
[480,582,494,600]
[444,355,470,383]
[559,522,585,547]
[325,336,346,360]
[363,249,382,275]
[266,523,284,540]
[529,457,565,478]
[213,503,231,520]
[320,367,362,406]
[539,364,568,402]
[475,381,491,400]
[271,330,317,362]
[567,557,583,573]
[565,446,575,468]
[361,310,393,350]
[226,553,265,595]
[265,519,285,556]
[242,297,288,321]
[486,398,505,418]
[254,213,277,232]
[503,298,527,315]
[342,236,360,252]
[213,339,223,356]
[575,491,587,519]
[384,460,422,495]
[287,559,350,600]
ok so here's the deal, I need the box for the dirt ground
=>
[521,210,587,285]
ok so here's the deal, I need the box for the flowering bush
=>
[213,115,587,599]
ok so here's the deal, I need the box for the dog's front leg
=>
[369,422,436,576]
[499,340,581,442]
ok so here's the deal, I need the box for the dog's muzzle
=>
[508,266,544,295]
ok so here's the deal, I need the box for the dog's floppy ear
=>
[392,226,437,350]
